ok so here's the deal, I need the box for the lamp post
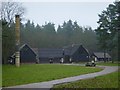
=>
[15,15,20,67]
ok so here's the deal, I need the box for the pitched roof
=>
[38,48,63,58]
[31,48,39,55]
[20,44,36,55]
[11,44,36,57]
[63,44,89,55]
[93,52,111,58]
[63,44,79,55]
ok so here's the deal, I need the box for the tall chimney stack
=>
[15,15,20,67]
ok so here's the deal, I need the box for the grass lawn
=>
[96,61,119,66]
[53,71,119,88]
[0,65,2,88]
[2,64,102,87]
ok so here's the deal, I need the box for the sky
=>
[21,0,115,30]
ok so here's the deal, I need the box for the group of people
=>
[49,57,72,64]
[60,58,64,63]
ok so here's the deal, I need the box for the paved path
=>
[5,65,118,89]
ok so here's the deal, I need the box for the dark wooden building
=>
[92,52,111,61]
[63,44,90,63]
[9,44,90,64]
[38,48,63,63]
[20,44,37,63]
[10,44,37,63]
[38,45,90,63]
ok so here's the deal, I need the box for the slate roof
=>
[93,52,111,58]
[63,44,79,55]
[38,48,63,58]
[11,44,36,57]
[63,44,89,56]
[32,48,39,55]
[20,44,36,55]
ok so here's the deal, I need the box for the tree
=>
[61,20,74,44]
[0,1,25,25]
[71,21,83,44]
[42,22,56,34]
[2,20,15,64]
[25,20,35,31]
[1,1,25,64]
[64,20,74,36]
[14,19,98,56]
[73,21,83,33]
[35,24,42,31]
[83,27,97,52]
[41,22,57,47]
[95,1,119,62]
[57,25,62,33]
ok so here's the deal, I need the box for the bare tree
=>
[0,1,25,24]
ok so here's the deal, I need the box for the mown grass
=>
[0,65,2,87]
[97,62,119,66]
[2,64,102,87]
[53,71,119,88]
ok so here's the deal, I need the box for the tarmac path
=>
[4,65,118,89]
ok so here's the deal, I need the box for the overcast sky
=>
[22,1,115,30]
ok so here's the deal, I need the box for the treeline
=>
[2,1,119,64]
[2,20,99,63]
[21,20,98,50]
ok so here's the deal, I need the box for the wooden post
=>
[104,50,106,62]
[15,15,20,67]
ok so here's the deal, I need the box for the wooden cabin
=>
[20,44,37,63]
[92,52,111,61]
[38,48,63,63]
[10,44,37,63]
[9,44,90,64]
[63,44,90,63]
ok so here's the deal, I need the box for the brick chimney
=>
[15,15,20,67]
